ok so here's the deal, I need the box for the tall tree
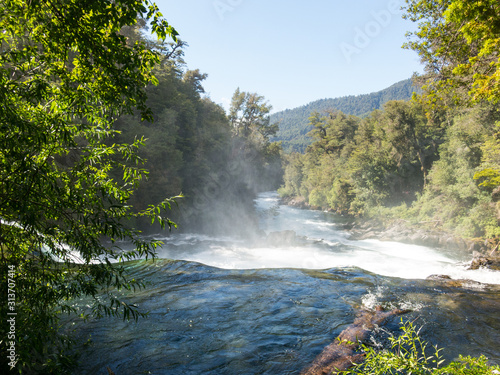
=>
[306,111,359,155]
[383,100,438,185]
[229,88,279,141]
[404,0,500,196]
[228,88,283,191]
[404,0,500,105]
[0,0,178,372]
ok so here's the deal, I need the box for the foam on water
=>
[59,192,500,374]
[149,192,500,285]
[151,233,500,285]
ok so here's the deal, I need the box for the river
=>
[67,192,500,374]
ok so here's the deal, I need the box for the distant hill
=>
[270,78,419,153]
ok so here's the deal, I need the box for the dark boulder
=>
[469,251,500,271]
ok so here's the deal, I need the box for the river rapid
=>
[67,192,500,374]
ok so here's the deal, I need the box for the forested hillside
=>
[271,78,419,152]
[114,42,283,235]
[3,0,500,372]
[279,0,500,244]
[0,3,281,372]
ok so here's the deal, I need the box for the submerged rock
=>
[427,274,453,280]
[426,274,486,289]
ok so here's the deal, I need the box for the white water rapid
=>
[148,192,500,285]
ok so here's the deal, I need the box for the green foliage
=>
[444,0,500,104]
[403,0,500,106]
[473,122,500,190]
[327,179,356,215]
[230,88,279,141]
[113,55,230,225]
[271,79,419,153]
[279,90,500,238]
[309,188,328,208]
[0,0,179,372]
[0,1,283,370]
[408,107,500,238]
[279,152,304,197]
[279,1,500,241]
[111,60,283,235]
[342,320,500,375]
[279,99,441,215]
[474,168,500,189]
[228,88,283,192]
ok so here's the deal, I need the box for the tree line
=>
[0,1,281,372]
[270,78,419,153]
[279,0,500,241]
[114,37,282,235]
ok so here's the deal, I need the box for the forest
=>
[1,0,500,373]
[279,1,500,245]
[0,0,281,372]
[113,37,283,236]
[271,78,419,153]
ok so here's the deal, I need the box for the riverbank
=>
[280,195,500,272]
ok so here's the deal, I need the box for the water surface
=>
[67,192,500,374]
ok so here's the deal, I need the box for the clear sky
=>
[154,0,424,113]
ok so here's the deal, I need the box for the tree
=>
[229,88,279,141]
[383,100,439,186]
[0,0,178,372]
[278,152,304,197]
[306,111,359,155]
[404,0,500,104]
[444,0,500,103]
[474,123,500,190]
[228,88,283,191]
[404,0,500,201]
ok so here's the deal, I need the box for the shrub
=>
[341,320,500,375]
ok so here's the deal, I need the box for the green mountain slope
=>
[271,78,419,153]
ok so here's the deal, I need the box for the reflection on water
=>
[66,192,500,374]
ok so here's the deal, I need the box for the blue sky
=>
[154,0,424,113]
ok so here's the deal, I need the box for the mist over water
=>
[150,192,500,285]
[67,192,500,374]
